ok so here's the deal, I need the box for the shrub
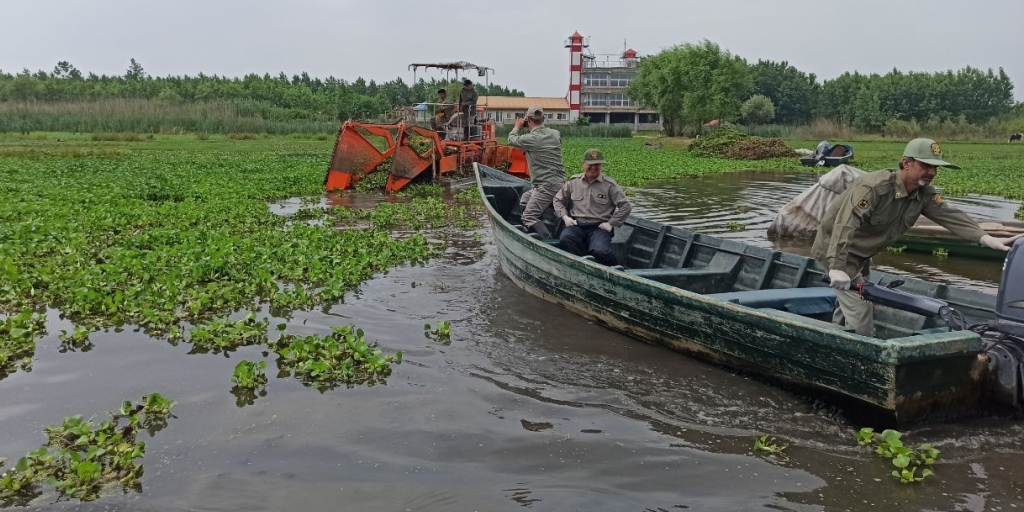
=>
[741,95,776,125]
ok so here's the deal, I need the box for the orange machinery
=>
[324,120,529,193]
[324,61,530,193]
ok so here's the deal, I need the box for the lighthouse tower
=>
[565,31,587,122]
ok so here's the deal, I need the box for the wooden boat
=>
[475,164,1024,427]
[799,143,854,167]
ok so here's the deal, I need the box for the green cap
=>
[903,138,960,169]
[583,148,606,165]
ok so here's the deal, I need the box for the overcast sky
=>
[2,0,1022,101]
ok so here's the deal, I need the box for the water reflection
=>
[630,170,1021,292]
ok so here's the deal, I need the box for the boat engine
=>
[829,239,1024,408]
[977,238,1024,408]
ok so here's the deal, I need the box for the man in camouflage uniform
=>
[508,105,565,239]
[813,138,1019,336]
[553,149,632,265]
[458,79,478,140]
[430,88,456,133]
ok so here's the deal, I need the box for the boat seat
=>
[755,308,856,333]
[624,267,730,277]
[707,287,837,316]
[623,267,734,293]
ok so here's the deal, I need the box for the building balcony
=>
[582,58,638,69]
[581,85,632,93]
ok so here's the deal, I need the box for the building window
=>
[583,72,607,87]
[639,113,660,124]
[609,73,632,87]
[583,93,608,106]
[608,93,631,107]
[506,112,516,119]
[556,113,567,120]
[545,113,553,119]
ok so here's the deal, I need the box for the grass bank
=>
[0,99,339,135]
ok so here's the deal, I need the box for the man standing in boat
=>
[553,149,632,265]
[813,137,1020,336]
[508,105,565,240]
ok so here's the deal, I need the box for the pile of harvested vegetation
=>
[689,125,796,160]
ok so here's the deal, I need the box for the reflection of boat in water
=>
[799,141,854,167]
[476,163,1024,427]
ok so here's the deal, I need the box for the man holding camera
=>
[508,105,565,240]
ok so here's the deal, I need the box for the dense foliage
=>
[630,43,1019,134]
[0,59,524,133]
[628,40,752,136]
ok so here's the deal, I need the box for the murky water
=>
[3,183,1024,511]
[630,170,1022,293]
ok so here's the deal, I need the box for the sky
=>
[2,0,1022,101]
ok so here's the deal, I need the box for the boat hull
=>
[477,165,989,427]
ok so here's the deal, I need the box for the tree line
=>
[0,59,525,123]
[628,40,1019,136]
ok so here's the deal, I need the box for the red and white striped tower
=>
[565,31,586,122]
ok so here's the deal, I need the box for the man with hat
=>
[812,137,1020,336]
[508,105,565,239]
[552,148,632,265]
[458,79,478,140]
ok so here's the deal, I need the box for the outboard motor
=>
[980,239,1024,408]
[827,239,1024,409]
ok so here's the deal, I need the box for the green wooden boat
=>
[475,164,1024,427]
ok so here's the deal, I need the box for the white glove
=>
[979,234,1020,252]
[598,222,613,232]
[561,215,577,227]
[828,270,851,290]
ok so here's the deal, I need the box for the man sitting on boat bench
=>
[553,149,632,265]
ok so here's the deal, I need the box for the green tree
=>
[740,95,776,125]
[125,58,146,81]
[852,85,885,132]
[749,59,818,124]
[628,40,751,136]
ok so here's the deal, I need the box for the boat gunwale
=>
[472,163,985,366]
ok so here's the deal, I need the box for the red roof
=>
[569,31,583,41]
[623,48,638,58]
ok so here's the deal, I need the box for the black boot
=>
[529,221,553,240]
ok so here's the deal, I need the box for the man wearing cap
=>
[458,79,478,140]
[508,105,565,239]
[553,149,632,265]
[812,137,1020,336]
[430,88,456,133]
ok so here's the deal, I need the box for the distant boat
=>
[800,143,854,167]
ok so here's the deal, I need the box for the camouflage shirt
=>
[553,173,632,227]
[812,168,987,276]
[459,88,477,108]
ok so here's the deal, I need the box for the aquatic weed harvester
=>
[324,61,530,193]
